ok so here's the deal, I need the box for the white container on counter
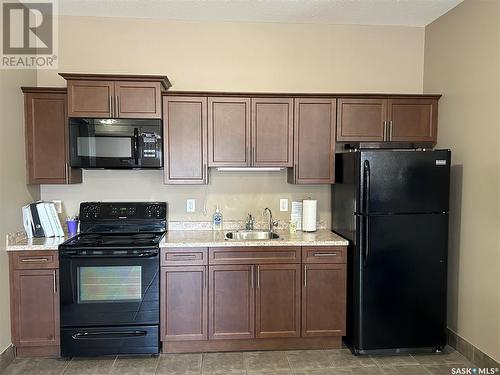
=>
[302,199,317,232]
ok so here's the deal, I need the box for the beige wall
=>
[39,16,425,224]
[424,0,500,361]
[0,70,40,352]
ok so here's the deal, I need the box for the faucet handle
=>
[272,219,279,228]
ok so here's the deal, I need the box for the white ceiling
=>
[59,0,464,27]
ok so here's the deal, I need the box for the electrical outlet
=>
[186,199,196,213]
[280,198,288,212]
[53,200,62,214]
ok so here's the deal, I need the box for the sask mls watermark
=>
[1,0,58,69]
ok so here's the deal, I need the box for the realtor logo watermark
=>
[1,0,58,69]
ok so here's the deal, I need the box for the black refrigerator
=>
[332,149,450,355]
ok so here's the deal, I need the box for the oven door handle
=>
[72,330,147,340]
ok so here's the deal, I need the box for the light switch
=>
[186,199,196,213]
[280,198,288,212]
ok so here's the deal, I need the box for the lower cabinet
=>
[9,251,60,357]
[160,266,208,341]
[160,245,346,353]
[302,263,346,337]
[255,264,300,338]
[209,265,255,340]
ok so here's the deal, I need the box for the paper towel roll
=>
[302,199,317,232]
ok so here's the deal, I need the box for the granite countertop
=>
[160,229,349,248]
[5,231,73,251]
[5,228,349,251]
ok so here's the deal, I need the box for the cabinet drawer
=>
[161,248,207,266]
[10,251,58,270]
[209,247,301,265]
[302,247,347,264]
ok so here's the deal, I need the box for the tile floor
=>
[1,347,476,375]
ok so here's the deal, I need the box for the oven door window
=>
[78,266,142,303]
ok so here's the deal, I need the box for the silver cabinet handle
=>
[383,121,387,141]
[313,253,337,257]
[304,265,307,287]
[115,96,119,118]
[203,268,207,289]
[21,257,48,262]
[257,265,260,289]
[251,265,254,289]
[389,120,393,141]
[53,270,56,294]
[171,254,197,258]
[109,95,113,117]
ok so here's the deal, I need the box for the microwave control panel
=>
[142,132,158,158]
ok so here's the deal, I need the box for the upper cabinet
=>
[207,97,293,167]
[337,96,439,144]
[208,97,251,167]
[22,87,82,185]
[252,98,293,167]
[163,96,208,184]
[60,73,171,119]
[388,98,438,142]
[288,98,336,184]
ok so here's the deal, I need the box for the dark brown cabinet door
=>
[163,96,208,184]
[388,98,438,143]
[208,97,251,167]
[67,80,114,118]
[289,98,336,184]
[209,265,255,340]
[24,90,81,184]
[161,266,208,341]
[337,98,387,142]
[11,269,59,348]
[255,264,300,338]
[115,81,162,119]
[251,98,293,167]
[302,264,346,337]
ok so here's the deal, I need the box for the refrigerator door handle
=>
[363,215,369,267]
[363,160,371,213]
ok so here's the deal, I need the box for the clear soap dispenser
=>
[212,205,223,231]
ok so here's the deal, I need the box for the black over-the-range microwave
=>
[69,118,162,169]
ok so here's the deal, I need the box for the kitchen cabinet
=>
[302,247,347,337]
[251,98,294,167]
[208,247,301,340]
[163,96,208,184]
[208,97,251,167]
[337,97,438,143]
[8,251,60,357]
[209,265,255,340]
[288,98,336,184]
[60,73,170,119]
[255,264,300,338]
[207,97,293,167]
[388,98,438,142]
[22,87,82,185]
[161,266,208,341]
[160,248,208,342]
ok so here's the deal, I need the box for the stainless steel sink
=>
[225,230,280,241]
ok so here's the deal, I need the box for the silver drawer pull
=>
[21,257,49,262]
[171,254,197,258]
[313,253,337,257]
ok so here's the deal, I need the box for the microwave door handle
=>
[133,128,139,165]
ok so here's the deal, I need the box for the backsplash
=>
[40,169,331,227]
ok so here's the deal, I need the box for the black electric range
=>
[58,202,167,357]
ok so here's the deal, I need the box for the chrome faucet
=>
[263,207,278,233]
[245,213,254,231]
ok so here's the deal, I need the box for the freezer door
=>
[358,213,447,351]
[360,150,450,214]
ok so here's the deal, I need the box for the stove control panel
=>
[80,202,167,221]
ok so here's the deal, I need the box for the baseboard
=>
[0,345,15,373]
[447,328,499,369]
